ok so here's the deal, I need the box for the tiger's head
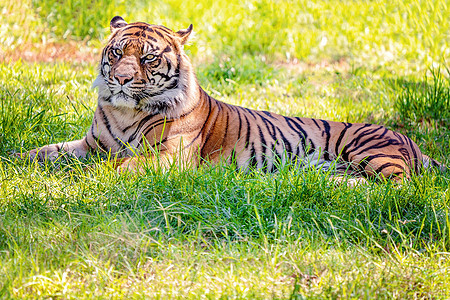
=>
[93,16,197,117]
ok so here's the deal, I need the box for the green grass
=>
[32,0,126,40]
[394,68,450,126]
[1,153,449,298]
[1,0,450,298]
[2,0,450,73]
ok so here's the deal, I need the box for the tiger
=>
[21,16,444,185]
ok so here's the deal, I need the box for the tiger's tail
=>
[422,155,447,172]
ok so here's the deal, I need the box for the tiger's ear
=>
[175,24,193,45]
[110,16,128,33]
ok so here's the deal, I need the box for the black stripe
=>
[140,119,174,146]
[84,136,94,150]
[147,36,157,42]
[185,95,213,150]
[335,123,352,155]
[244,107,258,119]
[175,54,181,76]
[347,127,389,157]
[244,113,251,149]
[353,123,373,135]
[126,25,151,30]
[397,147,411,169]
[185,131,202,150]
[406,136,419,173]
[155,26,173,34]
[165,78,179,90]
[103,95,112,103]
[91,132,108,152]
[268,142,281,173]
[375,162,405,174]
[262,111,276,119]
[353,126,386,148]
[431,159,441,168]
[351,135,398,158]
[320,120,331,160]
[295,117,305,124]
[258,112,277,138]
[162,45,172,53]
[358,153,405,171]
[217,101,223,112]
[98,106,123,148]
[200,109,220,157]
[362,153,406,162]
[222,112,230,142]
[236,107,243,140]
[352,140,400,157]
[123,119,140,132]
[341,126,385,161]
[391,172,404,177]
[164,57,172,74]
[312,119,321,130]
[276,127,293,160]
[177,99,202,119]
[121,32,138,37]
[249,143,258,169]
[257,125,267,171]
[392,131,405,143]
[308,140,316,154]
[284,116,308,152]
[153,29,168,41]
[128,113,158,142]
[152,68,174,82]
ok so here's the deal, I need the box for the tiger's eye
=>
[113,48,123,57]
[142,54,157,63]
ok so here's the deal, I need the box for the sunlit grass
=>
[1,0,450,298]
[1,151,449,298]
[2,0,450,74]
[1,57,449,298]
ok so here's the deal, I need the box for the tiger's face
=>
[94,16,193,115]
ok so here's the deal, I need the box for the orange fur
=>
[22,17,443,183]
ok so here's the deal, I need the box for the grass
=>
[394,68,450,126]
[1,0,450,298]
[1,156,449,298]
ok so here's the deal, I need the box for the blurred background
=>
[1,0,450,74]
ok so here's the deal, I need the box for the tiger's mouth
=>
[108,90,140,108]
[113,90,134,100]
[116,90,129,97]
[112,91,124,98]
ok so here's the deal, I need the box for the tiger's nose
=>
[115,74,133,85]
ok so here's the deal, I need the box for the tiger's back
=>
[180,91,425,181]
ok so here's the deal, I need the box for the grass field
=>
[1,0,450,298]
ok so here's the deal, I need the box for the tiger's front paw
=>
[17,144,62,161]
[115,157,146,175]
